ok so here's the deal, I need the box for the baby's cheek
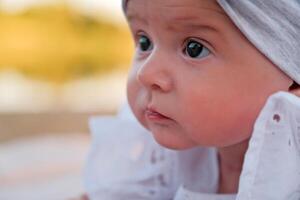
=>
[126,66,140,103]
[182,97,250,146]
[127,78,150,129]
[221,103,259,145]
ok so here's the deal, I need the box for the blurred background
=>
[0,0,133,199]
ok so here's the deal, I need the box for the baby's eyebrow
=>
[171,23,218,33]
[167,16,220,34]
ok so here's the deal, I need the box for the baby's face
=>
[125,0,291,149]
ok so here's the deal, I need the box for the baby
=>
[84,0,300,199]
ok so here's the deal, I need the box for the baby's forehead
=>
[123,0,224,15]
[123,0,228,26]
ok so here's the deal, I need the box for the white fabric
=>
[174,186,236,200]
[236,92,300,200]
[216,0,300,84]
[84,92,300,200]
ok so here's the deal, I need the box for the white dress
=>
[83,91,300,200]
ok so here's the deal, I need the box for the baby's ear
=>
[289,81,300,97]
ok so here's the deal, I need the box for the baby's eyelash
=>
[134,31,148,43]
[133,31,154,53]
[182,38,210,50]
[182,38,211,59]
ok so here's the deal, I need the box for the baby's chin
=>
[152,130,248,150]
[136,114,242,149]
[149,128,198,150]
[156,141,196,150]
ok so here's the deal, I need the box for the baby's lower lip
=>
[145,109,171,121]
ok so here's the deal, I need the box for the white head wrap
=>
[216,0,300,84]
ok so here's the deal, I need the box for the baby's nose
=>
[136,56,173,92]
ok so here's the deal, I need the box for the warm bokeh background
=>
[0,1,133,199]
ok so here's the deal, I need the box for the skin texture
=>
[124,0,297,193]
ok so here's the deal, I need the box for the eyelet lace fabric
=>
[236,92,300,200]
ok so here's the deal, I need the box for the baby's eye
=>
[138,35,153,52]
[184,39,210,59]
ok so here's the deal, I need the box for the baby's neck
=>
[217,139,249,194]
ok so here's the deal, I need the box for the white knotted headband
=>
[217,0,300,85]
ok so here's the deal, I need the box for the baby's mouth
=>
[145,107,171,121]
